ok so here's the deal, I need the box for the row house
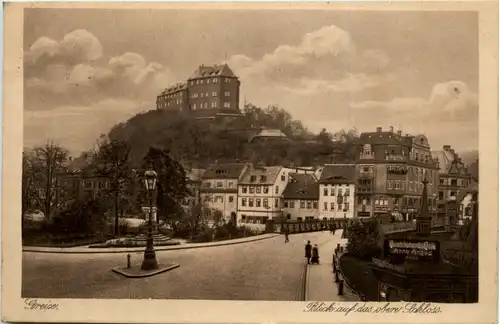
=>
[200,163,250,224]
[317,164,356,219]
[354,126,440,220]
[282,174,319,221]
[236,165,315,227]
[431,145,472,219]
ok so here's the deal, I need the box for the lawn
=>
[339,254,379,301]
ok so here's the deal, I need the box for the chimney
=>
[397,130,402,136]
[389,126,394,133]
[376,127,382,133]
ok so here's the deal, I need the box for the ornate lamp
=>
[141,168,159,270]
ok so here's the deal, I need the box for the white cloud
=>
[24,99,151,154]
[348,80,478,123]
[25,29,103,64]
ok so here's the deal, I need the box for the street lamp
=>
[141,169,159,271]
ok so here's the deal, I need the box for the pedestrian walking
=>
[305,240,312,264]
[283,225,290,243]
[311,244,320,264]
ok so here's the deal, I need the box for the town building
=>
[55,171,111,204]
[354,126,440,220]
[237,165,315,228]
[457,183,478,225]
[431,145,472,221]
[180,168,205,213]
[317,164,356,220]
[156,63,242,119]
[199,163,250,224]
[282,173,319,221]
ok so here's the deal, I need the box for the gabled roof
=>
[431,149,469,175]
[189,64,237,79]
[318,164,355,184]
[283,173,319,200]
[239,165,283,185]
[249,129,291,142]
[202,163,248,180]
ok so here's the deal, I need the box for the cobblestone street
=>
[23,232,333,300]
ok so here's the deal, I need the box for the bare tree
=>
[31,142,70,219]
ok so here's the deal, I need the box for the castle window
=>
[204,102,208,109]
[225,91,230,97]
[193,104,197,110]
[212,91,217,96]
[211,101,218,108]
[224,102,231,108]
[201,93,204,98]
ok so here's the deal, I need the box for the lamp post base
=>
[141,249,159,270]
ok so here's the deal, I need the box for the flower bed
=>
[89,237,181,248]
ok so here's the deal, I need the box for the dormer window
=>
[260,175,267,182]
[363,144,372,155]
[250,175,256,182]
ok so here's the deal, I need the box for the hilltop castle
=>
[156,63,242,119]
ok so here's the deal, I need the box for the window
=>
[215,196,223,203]
[249,186,255,194]
[203,181,211,188]
[242,214,246,222]
[263,199,268,207]
[330,202,335,210]
[256,199,261,207]
[438,191,444,200]
[324,202,328,210]
[388,181,393,189]
[300,201,306,209]
[224,102,231,108]
[284,200,289,208]
[345,188,350,196]
[395,182,400,190]
[363,144,372,155]
[228,182,233,188]
[204,102,208,109]
[260,175,267,182]
[212,91,217,96]
[241,198,247,206]
[306,201,312,209]
[211,101,218,108]
[216,181,223,188]
[338,188,343,196]
[256,186,261,194]
[201,93,204,98]
[338,204,342,211]
[289,200,295,208]
[263,186,269,194]
[313,201,318,209]
[229,196,234,203]
[250,175,256,182]
[206,92,209,97]
[330,187,335,196]
[275,186,279,194]
[281,175,286,181]
[225,91,230,97]
[323,188,328,196]
[249,198,254,207]
[275,199,278,208]
[344,203,350,211]
[242,186,247,194]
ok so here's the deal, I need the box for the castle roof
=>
[189,64,237,79]
[160,83,187,95]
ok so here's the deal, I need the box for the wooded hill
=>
[107,103,359,168]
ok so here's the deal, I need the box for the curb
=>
[112,263,180,278]
[23,234,281,254]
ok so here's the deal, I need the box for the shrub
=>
[346,219,382,260]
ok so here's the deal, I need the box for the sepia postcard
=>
[2,1,498,324]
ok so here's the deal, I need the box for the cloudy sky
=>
[24,9,478,156]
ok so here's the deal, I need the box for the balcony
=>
[385,154,407,161]
[359,152,375,160]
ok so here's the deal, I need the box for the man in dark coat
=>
[284,226,290,243]
[305,240,312,264]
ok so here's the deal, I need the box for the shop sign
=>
[384,239,440,261]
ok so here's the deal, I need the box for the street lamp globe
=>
[144,169,158,191]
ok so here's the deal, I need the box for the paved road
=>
[22,232,333,300]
